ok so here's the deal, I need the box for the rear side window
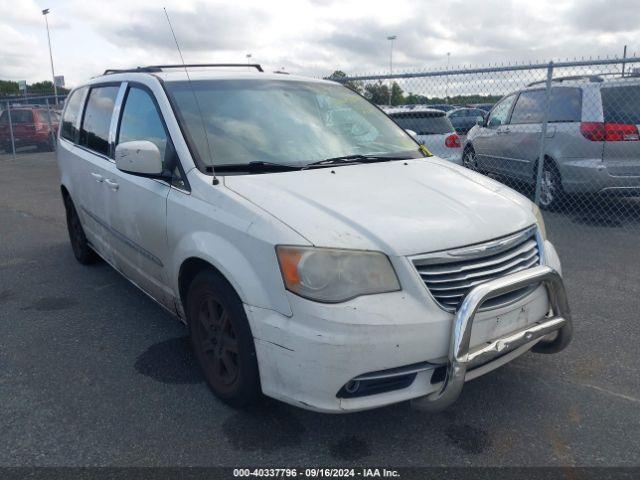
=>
[601,85,640,124]
[61,88,87,141]
[511,88,581,124]
[1,110,33,124]
[390,113,454,135]
[80,85,119,155]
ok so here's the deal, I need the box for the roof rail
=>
[526,75,604,87]
[103,63,264,75]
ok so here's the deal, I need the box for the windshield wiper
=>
[212,161,302,173]
[305,154,412,168]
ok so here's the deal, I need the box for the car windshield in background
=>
[166,79,420,168]
[601,85,640,124]
[390,113,455,135]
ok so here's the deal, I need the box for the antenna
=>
[163,7,219,185]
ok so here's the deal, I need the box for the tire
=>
[462,147,478,171]
[63,194,99,264]
[537,160,563,211]
[187,270,261,408]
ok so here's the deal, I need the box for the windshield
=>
[166,79,420,169]
[390,113,455,135]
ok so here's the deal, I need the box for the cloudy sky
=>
[1,0,639,87]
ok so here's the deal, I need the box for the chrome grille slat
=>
[412,229,541,312]
[415,239,537,276]
[418,252,539,285]
[427,257,540,293]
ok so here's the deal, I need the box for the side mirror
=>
[115,140,163,176]
[406,129,418,139]
[476,116,485,126]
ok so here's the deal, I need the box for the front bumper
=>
[245,242,570,413]
[412,265,572,412]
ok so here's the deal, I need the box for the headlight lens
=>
[276,246,400,303]
[532,203,547,240]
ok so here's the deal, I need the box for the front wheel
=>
[187,270,261,408]
[462,148,478,171]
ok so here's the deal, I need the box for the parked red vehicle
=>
[0,106,61,152]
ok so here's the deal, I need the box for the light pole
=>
[387,35,397,106]
[42,8,58,106]
[246,53,252,66]
[445,52,451,104]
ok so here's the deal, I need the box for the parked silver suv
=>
[463,76,640,209]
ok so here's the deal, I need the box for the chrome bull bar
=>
[413,265,572,412]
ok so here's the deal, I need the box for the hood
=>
[224,158,535,256]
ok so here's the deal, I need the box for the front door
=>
[473,94,516,174]
[103,84,175,308]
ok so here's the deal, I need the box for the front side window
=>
[486,94,516,128]
[80,85,119,155]
[118,87,169,164]
[511,88,581,124]
[166,79,420,169]
[117,86,184,188]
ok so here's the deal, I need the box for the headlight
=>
[532,203,547,240]
[276,246,400,303]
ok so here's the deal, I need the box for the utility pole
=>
[42,9,58,106]
[445,52,451,104]
[387,35,397,106]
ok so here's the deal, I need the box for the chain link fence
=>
[335,57,640,234]
[0,94,66,160]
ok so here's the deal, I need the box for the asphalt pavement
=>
[1,151,639,467]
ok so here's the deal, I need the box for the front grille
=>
[412,227,541,312]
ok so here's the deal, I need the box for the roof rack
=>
[527,75,604,87]
[103,63,264,75]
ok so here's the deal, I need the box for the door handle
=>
[498,128,511,135]
[104,179,119,191]
[90,173,103,183]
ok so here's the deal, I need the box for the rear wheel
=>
[537,160,563,211]
[187,270,260,408]
[63,194,99,264]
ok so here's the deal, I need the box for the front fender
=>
[170,230,293,319]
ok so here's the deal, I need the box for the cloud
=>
[565,0,640,33]
[0,0,638,85]
[103,3,272,53]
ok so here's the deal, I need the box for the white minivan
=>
[57,64,572,413]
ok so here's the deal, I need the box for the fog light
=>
[344,380,360,394]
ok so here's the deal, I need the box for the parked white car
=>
[386,107,463,164]
[56,65,572,413]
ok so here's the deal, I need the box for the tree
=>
[390,82,404,106]
[363,81,389,105]
[0,79,69,99]
[362,81,406,106]
[326,70,363,94]
[0,80,19,96]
